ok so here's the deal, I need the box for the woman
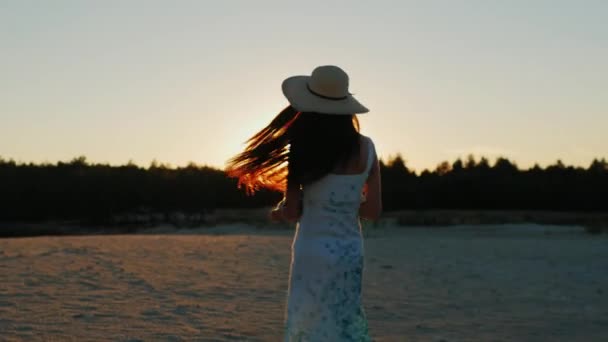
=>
[226,65,382,341]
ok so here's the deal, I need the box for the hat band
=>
[306,83,348,101]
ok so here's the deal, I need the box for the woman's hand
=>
[269,199,287,222]
[269,207,284,222]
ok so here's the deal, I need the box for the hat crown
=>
[308,65,349,99]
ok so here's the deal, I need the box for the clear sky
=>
[1,0,606,171]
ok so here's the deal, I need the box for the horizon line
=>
[1,154,606,173]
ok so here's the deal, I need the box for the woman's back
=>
[297,135,375,239]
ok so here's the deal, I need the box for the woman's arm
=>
[359,153,382,220]
[270,181,302,223]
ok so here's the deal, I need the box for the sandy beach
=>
[1,223,607,341]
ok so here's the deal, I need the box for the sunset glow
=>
[1,1,606,172]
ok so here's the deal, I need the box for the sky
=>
[1,0,606,172]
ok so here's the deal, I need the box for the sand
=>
[0,224,607,341]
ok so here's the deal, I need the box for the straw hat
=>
[282,65,369,115]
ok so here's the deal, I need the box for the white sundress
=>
[284,136,375,342]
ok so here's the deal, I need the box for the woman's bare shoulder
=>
[358,134,376,150]
[358,133,372,143]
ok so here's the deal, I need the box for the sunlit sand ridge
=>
[1,224,607,341]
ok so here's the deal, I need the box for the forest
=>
[1,155,606,225]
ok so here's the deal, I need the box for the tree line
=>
[0,155,606,223]
[380,155,607,212]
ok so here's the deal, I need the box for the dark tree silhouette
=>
[0,155,606,226]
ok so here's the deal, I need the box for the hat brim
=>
[282,76,369,115]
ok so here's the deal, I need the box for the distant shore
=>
[1,209,607,238]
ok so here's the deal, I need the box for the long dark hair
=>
[226,106,360,194]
